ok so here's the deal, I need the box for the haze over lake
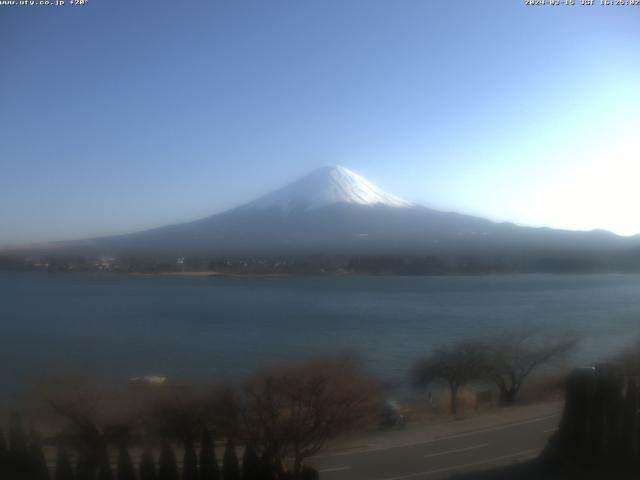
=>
[2,272,640,395]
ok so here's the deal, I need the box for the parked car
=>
[380,399,406,428]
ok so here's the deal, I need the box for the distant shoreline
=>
[3,269,640,278]
[130,271,294,278]
[124,270,640,279]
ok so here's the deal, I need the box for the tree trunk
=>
[450,383,459,415]
[499,387,517,406]
[293,453,303,476]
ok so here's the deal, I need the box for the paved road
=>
[309,413,560,480]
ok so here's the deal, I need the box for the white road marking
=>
[423,443,488,459]
[313,413,560,459]
[319,466,352,473]
[430,414,560,442]
[379,449,539,480]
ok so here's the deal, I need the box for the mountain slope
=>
[44,166,634,259]
[10,166,640,266]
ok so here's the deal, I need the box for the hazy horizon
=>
[2,163,638,248]
[2,1,640,245]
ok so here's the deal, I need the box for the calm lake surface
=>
[2,272,640,395]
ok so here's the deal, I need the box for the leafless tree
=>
[239,356,380,476]
[142,382,237,447]
[147,390,211,443]
[47,393,134,476]
[484,329,577,405]
[412,340,487,414]
[41,374,136,442]
[608,339,640,374]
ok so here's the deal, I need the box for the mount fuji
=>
[17,166,640,268]
[243,165,413,212]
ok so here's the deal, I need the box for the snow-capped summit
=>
[243,165,413,213]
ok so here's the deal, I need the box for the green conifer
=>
[75,451,95,480]
[241,444,259,480]
[222,441,240,480]
[0,427,8,479]
[300,466,319,480]
[198,428,219,480]
[116,445,136,480]
[9,412,27,453]
[29,431,51,480]
[139,447,157,480]
[256,451,274,480]
[97,448,114,480]
[8,413,30,479]
[54,447,74,480]
[158,442,179,480]
[182,437,198,480]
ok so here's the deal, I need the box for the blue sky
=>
[1,0,639,245]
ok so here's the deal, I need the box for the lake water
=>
[2,272,640,395]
